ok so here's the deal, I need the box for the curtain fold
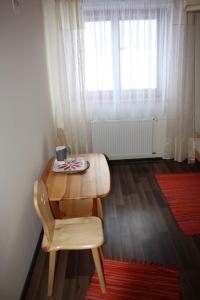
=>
[163,0,195,162]
[43,0,91,154]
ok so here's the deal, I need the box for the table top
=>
[41,153,110,201]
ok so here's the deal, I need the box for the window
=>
[84,21,113,92]
[120,19,157,90]
[84,6,168,102]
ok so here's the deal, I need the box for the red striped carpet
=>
[85,259,180,300]
[155,172,200,235]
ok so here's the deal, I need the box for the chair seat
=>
[42,217,104,252]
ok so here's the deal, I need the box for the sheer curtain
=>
[83,0,172,121]
[42,0,196,161]
[163,0,195,162]
[42,0,91,153]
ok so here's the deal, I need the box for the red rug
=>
[85,259,180,300]
[155,172,200,235]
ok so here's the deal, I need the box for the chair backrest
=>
[33,180,55,244]
[56,128,67,146]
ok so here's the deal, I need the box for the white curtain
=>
[42,0,196,161]
[83,0,173,121]
[163,0,195,162]
[42,0,91,153]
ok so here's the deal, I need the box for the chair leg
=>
[48,251,57,296]
[99,246,104,262]
[91,248,106,293]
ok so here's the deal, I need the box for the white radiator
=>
[91,120,155,160]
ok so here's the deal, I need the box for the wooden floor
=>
[24,159,200,300]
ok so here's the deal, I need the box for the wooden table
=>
[41,153,110,218]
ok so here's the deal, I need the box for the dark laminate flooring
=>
[24,159,200,300]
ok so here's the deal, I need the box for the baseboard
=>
[20,230,43,300]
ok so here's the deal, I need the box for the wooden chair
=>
[55,128,104,221]
[33,180,106,296]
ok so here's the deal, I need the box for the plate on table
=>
[52,157,90,174]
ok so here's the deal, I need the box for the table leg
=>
[93,198,104,221]
[49,201,65,219]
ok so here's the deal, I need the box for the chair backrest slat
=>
[56,128,67,146]
[33,180,55,244]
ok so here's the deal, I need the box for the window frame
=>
[84,7,170,103]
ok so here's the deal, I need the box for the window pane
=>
[120,19,157,90]
[84,21,113,91]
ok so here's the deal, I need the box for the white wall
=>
[0,1,55,299]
